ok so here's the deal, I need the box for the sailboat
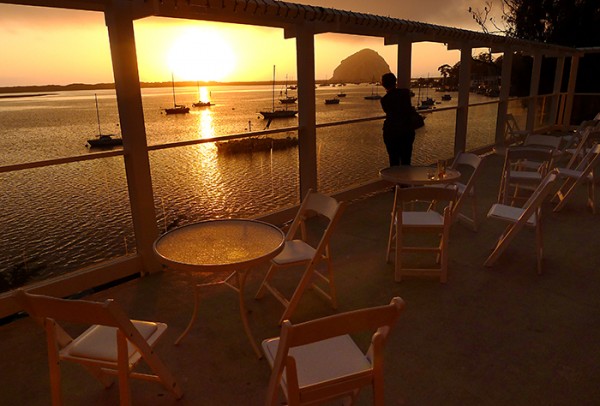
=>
[260,65,297,119]
[418,74,435,109]
[86,94,123,148]
[164,74,190,115]
[364,79,382,100]
[279,75,297,104]
[192,81,213,107]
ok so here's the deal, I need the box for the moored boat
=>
[260,65,297,119]
[86,94,123,148]
[216,136,298,154]
[165,105,190,114]
[192,101,213,107]
[87,134,123,148]
[164,74,189,115]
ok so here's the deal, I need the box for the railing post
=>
[104,3,161,274]
[295,28,317,199]
[563,55,580,129]
[454,47,472,155]
[495,49,513,146]
[550,56,565,126]
[526,53,542,132]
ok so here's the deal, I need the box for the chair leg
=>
[279,264,316,325]
[386,214,395,263]
[588,181,596,214]
[470,195,478,231]
[440,227,450,284]
[484,221,525,268]
[394,226,403,282]
[255,263,277,299]
[45,320,64,406]
[116,331,132,406]
[535,221,543,275]
[553,176,579,212]
[324,259,338,309]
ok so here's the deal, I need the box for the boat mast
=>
[94,93,102,136]
[271,65,275,112]
[171,72,177,108]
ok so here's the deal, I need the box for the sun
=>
[167,27,236,82]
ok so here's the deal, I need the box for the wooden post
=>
[295,28,318,199]
[526,53,542,132]
[454,47,472,155]
[495,49,513,146]
[104,3,161,274]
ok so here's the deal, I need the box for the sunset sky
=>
[0,0,500,87]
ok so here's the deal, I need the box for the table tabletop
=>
[379,165,461,185]
[154,218,285,273]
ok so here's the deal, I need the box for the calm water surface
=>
[0,84,502,289]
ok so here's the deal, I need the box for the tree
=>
[470,0,600,118]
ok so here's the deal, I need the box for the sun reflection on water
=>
[195,108,215,139]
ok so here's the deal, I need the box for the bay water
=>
[0,83,503,289]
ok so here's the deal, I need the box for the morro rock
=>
[330,49,391,83]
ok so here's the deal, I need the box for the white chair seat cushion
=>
[64,320,160,362]
[556,167,591,181]
[429,182,467,195]
[400,211,444,227]
[487,203,536,226]
[508,170,542,182]
[272,240,316,265]
[262,334,371,389]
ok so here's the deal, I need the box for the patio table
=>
[153,218,285,358]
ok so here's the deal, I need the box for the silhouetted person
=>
[380,72,415,166]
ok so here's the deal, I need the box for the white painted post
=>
[104,4,161,274]
[495,49,514,146]
[455,47,472,155]
[295,28,318,199]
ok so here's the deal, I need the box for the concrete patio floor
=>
[1,152,599,405]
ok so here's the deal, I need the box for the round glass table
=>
[154,219,285,357]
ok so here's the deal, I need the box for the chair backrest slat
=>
[284,297,405,348]
[13,289,119,327]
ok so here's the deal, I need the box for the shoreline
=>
[0,77,446,96]
[0,93,56,99]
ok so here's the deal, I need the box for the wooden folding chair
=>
[520,134,563,170]
[387,185,457,283]
[497,146,555,206]
[564,128,600,169]
[553,143,600,214]
[558,119,599,156]
[485,171,558,274]
[263,297,405,406]
[504,113,530,146]
[255,190,346,324]
[428,152,486,231]
[12,289,183,406]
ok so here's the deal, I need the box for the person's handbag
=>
[411,107,425,130]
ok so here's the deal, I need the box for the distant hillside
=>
[0,81,272,95]
[330,49,391,84]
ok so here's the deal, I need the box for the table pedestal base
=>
[175,269,262,359]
